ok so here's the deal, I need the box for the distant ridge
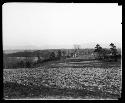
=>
[3,49,37,54]
[3,50,25,54]
[3,42,121,52]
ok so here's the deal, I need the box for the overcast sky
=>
[2,3,122,50]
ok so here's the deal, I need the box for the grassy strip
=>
[4,82,120,99]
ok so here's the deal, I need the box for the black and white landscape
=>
[3,3,122,100]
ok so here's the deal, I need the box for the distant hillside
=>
[3,49,94,58]
[3,50,26,54]
[3,48,121,58]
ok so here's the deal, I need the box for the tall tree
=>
[49,52,56,60]
[57,50,62,59]
[24,57,33,68]
[109,43,118,61]
[94,44,103,60]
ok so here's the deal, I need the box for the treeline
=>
[3,43,121,69]
[4,50,51,58]
[3,50,64,69]
[94,43,121,62]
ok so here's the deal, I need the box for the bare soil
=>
[3,60,122,100]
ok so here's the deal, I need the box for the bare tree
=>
[73,44,80,57]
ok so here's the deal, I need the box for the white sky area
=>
[2,3,122,50]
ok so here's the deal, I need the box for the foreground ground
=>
[3,60,122,99]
